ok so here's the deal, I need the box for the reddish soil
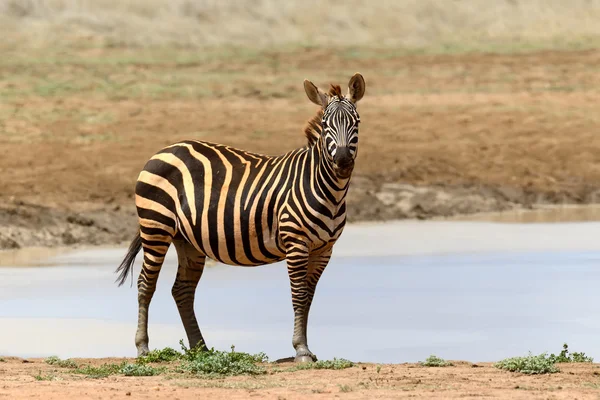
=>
[1,357,600,399]
[1,48,600,249]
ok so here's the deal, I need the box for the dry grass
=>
[1,0,600,52]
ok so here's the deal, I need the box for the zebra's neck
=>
[303,138,351,216]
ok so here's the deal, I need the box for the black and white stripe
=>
[115,73,366,362]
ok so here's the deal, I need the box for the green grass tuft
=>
[419,355,454,367]
[178,341,268,377]
[33,371,57,381]
[120,363,163,376]
[286,358,354,371]
[74,362,126,379]
[495,352,559,375]
[137,347,182,363]
[44,356,78,369]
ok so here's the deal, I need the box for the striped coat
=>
[116,73,366,362]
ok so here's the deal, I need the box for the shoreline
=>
[3,202,600,267]
[2,182,600,253]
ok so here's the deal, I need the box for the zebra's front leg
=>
[285,244,315,363]
[299,250,332,361]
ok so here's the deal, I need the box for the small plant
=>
[33,371,56,381]
[121,363,162,376]
[137,347,181,363]
[179,339,208,361]
[179,342,268,377]
[74,362,126,379]
[308,358,354,370]
[419,355,453,367]
[339,384,353,392]
[45,356,78,369]
[376,365,381,373]
[0,357,5,362]
[287,358,354,371]
[495,352,558,375]
[549,343,593,363]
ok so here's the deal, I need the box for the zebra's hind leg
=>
[135,231,173,357]
[172,240,207,351]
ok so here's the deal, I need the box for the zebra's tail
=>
[115,230,142,287]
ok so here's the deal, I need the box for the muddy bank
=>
[1,180,598,251]
[0,201,136,251]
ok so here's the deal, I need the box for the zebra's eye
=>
[321,120,327,128]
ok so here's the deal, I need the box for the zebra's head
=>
[303,73,365,179]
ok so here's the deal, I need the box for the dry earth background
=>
[2,1,600,398]
[1,0,600,250]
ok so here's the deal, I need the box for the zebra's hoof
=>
[136,346,150,358]
[295,355,314,363]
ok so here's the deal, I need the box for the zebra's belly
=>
[208,236,287,267]
[178,218,287,267]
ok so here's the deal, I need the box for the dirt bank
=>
[0,180,544,250]
[0,178,595,250]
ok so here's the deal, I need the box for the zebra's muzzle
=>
[333,147,354,179]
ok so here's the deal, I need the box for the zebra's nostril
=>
[333,147,353,167]
[335,158,354,169]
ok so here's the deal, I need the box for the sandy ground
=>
[1,357,600,399]
[1,48,600,249]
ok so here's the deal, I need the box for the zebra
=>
[115,73,366,363]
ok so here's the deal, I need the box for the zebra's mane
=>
[328,84,343,98]
[303,84,344,146]
[303,108,323,146]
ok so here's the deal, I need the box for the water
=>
[1,214,600,364]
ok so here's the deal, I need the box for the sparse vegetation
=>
[549,343,593,363]
[58,341,350,380]
[121,363,163,377]
[495,353,559,375]
[75,361,163,378]
[137,347,181,363]
[0,357,5,362]
[33,371,57,381]
[74,362,126,379]
[285,358,354,371]
[44,356,77,369]
[419,355,454,367]
[178,341,268,377]
[495,343,593,375]
[339,384,353,392]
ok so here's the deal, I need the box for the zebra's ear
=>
[347,73,365,103]
[304,79,328,107]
